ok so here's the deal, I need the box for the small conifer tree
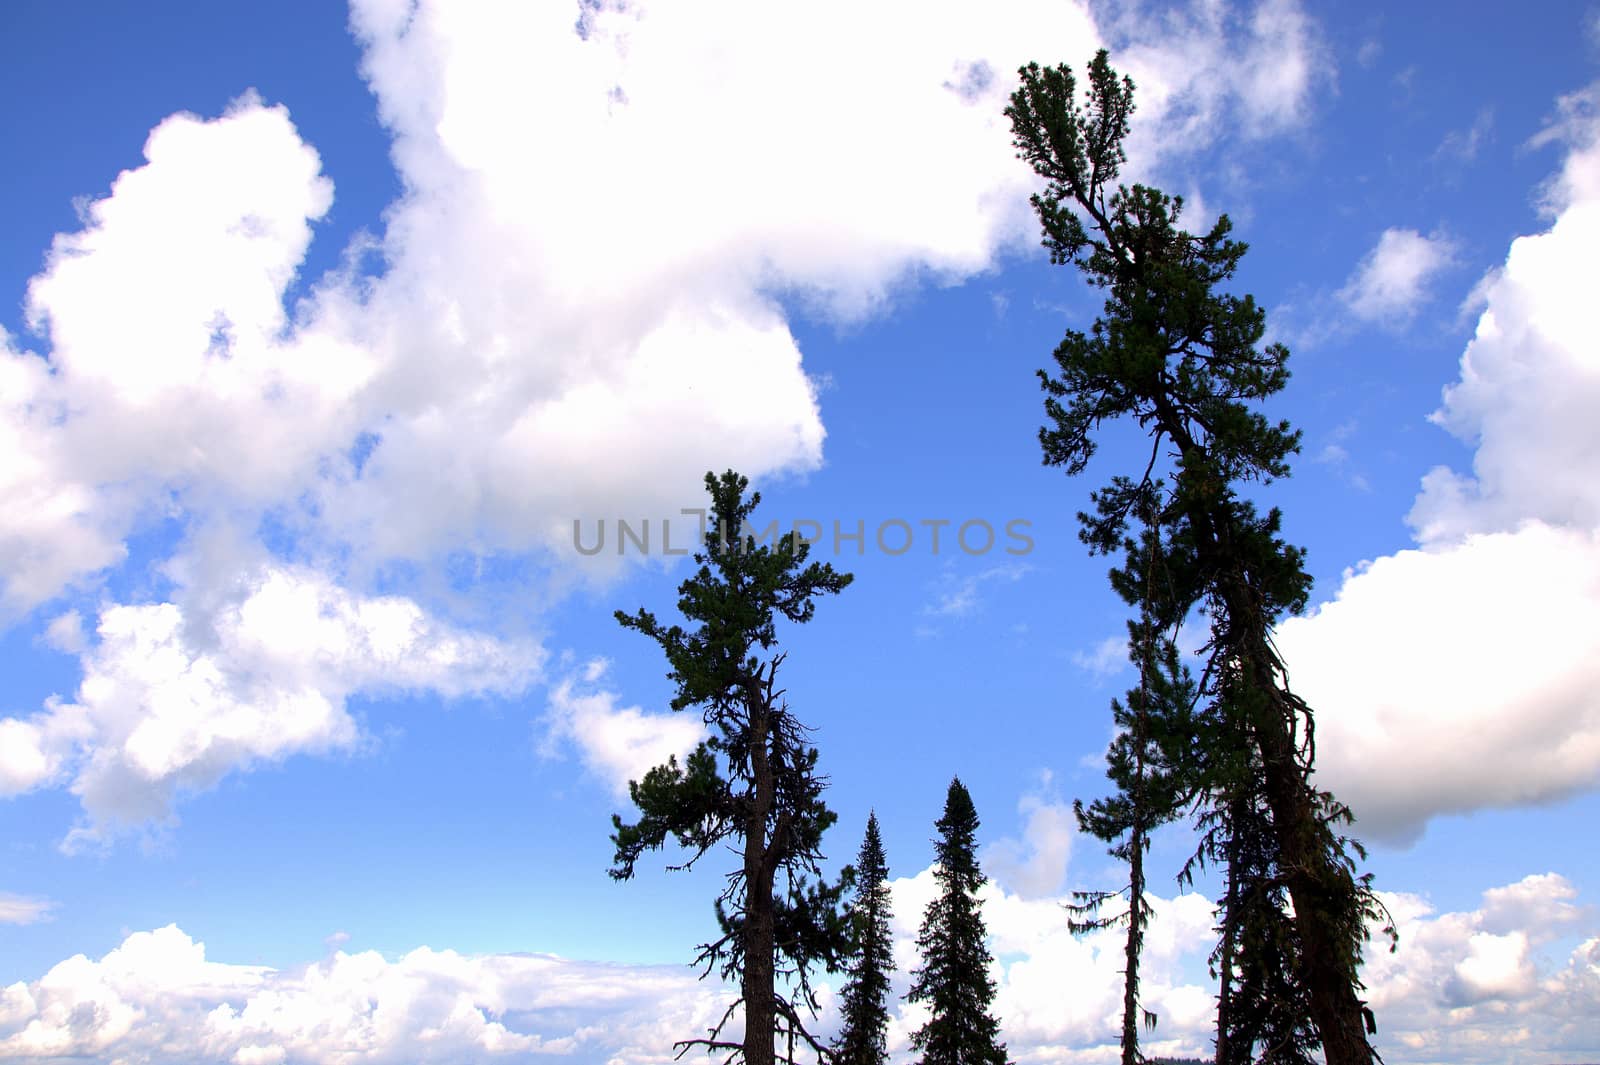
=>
[907,778,1008,1065]
[833,812,895,1065]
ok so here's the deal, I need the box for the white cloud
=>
[1,100,354,618]
[983,774,1078,898]
[1361,874,1600,1061]
[1337,227,1458,324]
[41,612,86,655]
[0,925,727,1065]
[1435,108,1495,165]
[1070,634,1127,681]
[4,870,1595,1063]
[0,894,56,926]
[0,0,1337,835]
[923,563,1030,621]
[542,661,704,797]
[1278,525,1600,843]
[1280,90,1600,843]
[0,565,539,842]
[0,0,1336,617]
[1107,0,1333,159]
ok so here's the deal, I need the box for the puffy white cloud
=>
[0,0,1336,616]
[1280,83,1600,843]
[983,779,1078,899]
[1337,227,1458,324]
[876,864,1220,1061]
[1,100,361,617]
[1107,0,1333,160]
[0,0,1337,831]
[541,660,704,797]
[1362,874,1600,1062]
[3,871,1594,1063]
[1277,525,1600,843]
[0,925,726,1065]
[0,565,539,841]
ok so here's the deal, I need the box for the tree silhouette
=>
[1006,53,1393,1065]
[833,811,895,1065]
[610,470,853,1065]
[907,778,1008,1065]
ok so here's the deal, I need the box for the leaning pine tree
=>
[907,778,1008,1065]
[609,471,854,1065]
[832,812,896,1065]
[1006,53,1392,1065]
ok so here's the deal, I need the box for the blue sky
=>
[2,2,1600,1062]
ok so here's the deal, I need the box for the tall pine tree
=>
[833,812,895,1065]
[1006,53,1392,1064]
[908,778,1008,1065]
[609,471,853,1065]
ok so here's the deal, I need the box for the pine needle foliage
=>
[1005,53,1394,1065]
[609,471,854,1065]
[908,778,1008,1065]
[833,812,895,1065]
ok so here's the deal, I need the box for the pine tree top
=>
[615,470,853,714]
[932,778,983,892]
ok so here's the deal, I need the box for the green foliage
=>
[833,812,896,1065]
[908,779,1008,1065]
[609,471,853,1064]
[1007,52,1393,1065]
[1070,612,1200,1065]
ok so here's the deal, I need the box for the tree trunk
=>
[1251,685,1373,1065]
[1147,416,1376,1065]
[1214,803,1242,1065]
[1121,819,1144,1065]
[743,697,777,1065]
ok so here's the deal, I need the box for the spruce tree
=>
[1006,53,1392,1064]
[609,471,853,1065]
[908,778,1008,1065]
[833,812,895,1065]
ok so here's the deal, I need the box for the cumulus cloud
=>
[0,565,539,842]
[0,925,726,1065]
[1107,0,1333,159]
[983,776,1078,898]
[1363,874,1600,1062]
[541,660,704,797]
[1336,227,1458,324]
[0,0,1337,615]
[3,870,1595,1063]
[1,100,352,617]
[0,0,1336,832]
[1279,88,1600,843]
